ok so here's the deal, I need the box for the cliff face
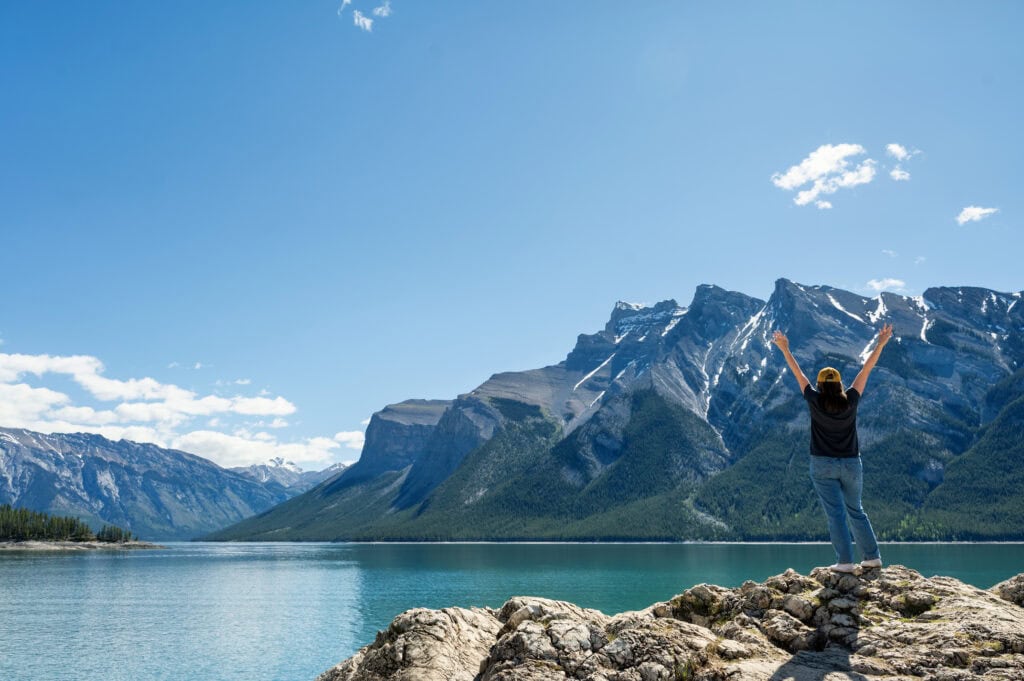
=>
[316,566,1024,681]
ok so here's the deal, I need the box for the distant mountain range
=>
[230,457,347,494]
[0,429,346,540]
[208,279,1024,542]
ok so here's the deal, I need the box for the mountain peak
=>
[604,299,683,339]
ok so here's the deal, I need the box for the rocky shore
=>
[0,540,164,551]
[317,566,1024,681]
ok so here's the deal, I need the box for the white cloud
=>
[866,278,907,293]
[360,417,372,426]
[167,361,179,369]
[193,362,204,370]
[230,396,296,416]
[373,1,392,17]
[0,350,339,470]
[956,206,998,225]
[353,10,373,31]
[0,383,69,424]
[0,353,296,421]
[771,143,867,190]
[886,143,911,161]
[772,144,877,208]
[334,430,366,451]
[337,0,352,15]
[172,431,342,469]
[50,405,119,426]
[882,249,898,258]
[235,378,251,385]
[889,166,910,181]
[914,256,927,265]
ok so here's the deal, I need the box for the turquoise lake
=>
[1,542,1022,681]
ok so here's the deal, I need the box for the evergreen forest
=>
[0,504,135,543]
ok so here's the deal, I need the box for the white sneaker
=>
[861,558,883,568]
[829,563,858,573]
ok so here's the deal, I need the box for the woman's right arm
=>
[772,331,810,392]
[851,323,893,395]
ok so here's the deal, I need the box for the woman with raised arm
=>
[771,324,893,573]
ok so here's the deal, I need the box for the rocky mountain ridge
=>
[210,279,1024,542]
[0,427,344,540]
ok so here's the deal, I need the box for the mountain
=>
[231,457,348,494]
[0,428,298,540]
[207,279,1024,541]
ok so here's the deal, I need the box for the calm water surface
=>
[1,542,1022,681]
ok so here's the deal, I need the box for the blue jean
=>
[809,455,880,564]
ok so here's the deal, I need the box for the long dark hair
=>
[818,381,849,414]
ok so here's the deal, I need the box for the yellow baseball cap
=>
[817,367,842,383]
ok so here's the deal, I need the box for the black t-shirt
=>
[803,385,861,458]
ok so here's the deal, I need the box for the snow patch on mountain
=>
[827,294,866,324]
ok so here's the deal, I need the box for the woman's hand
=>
[772,330,790,352]
[877,323,893,347]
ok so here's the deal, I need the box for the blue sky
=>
[1,2,1020,469]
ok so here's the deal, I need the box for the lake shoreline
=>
[194,539,1024,545]
[0,540,165,552]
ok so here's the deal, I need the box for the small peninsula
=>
[0,503,161,551]
[0,539,163,551]
[317,566,1024,681]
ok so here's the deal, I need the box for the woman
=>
[772,324,893,573]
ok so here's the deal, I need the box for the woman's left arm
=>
[851,324,893,395]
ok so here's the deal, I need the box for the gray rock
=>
[782,594,816,621]
[316,606,501,681]
[991,573,1024,608]
[318,567,1024,681]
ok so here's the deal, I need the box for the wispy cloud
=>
[336,0,352,15]
[885,143,919,182]
[373,1,392,17]
[889,166,910,181]
[0,351,354,470]
[866,278,907,293]
[882,249,898,258]
[353,9,373,31]
[886,143,912,161]
[914,256,926,265]
[771,143,876,209]
[956,206,998,225]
